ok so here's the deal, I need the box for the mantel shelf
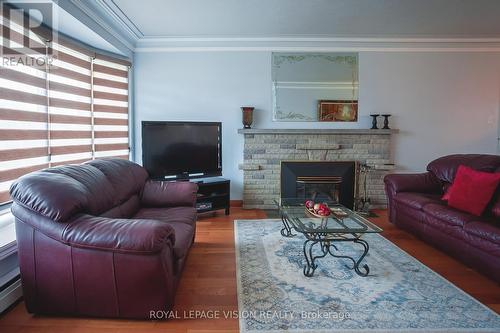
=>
[237,128,398,135]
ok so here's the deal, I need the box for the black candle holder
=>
[370,114,380,129]
[382,114,391,129]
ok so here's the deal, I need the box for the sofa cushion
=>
[134,207,197,227]
[85,159,148,205]
[463,220,500,246]
[141,180,198,207]
[393,192,444,210]
[422,203,476,228]
[446,165,500,216]
[100,206,122,219]
[43,164,115,215]
[119,195,141,218]
[99,195,141,219]
[10,172,90,222]
[65,215,176,253]
[10,159,150,223]
[427,154,500,184]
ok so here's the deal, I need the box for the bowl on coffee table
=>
[304,200,331,217]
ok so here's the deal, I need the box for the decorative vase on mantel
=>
[241,107,254,129]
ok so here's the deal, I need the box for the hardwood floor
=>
[0,208,498,333]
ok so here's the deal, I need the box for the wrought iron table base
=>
[280,214,295,237]
[278,209,371,277]
[302,235,370,277]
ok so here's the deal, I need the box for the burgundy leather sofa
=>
[384,154,500,282]
[9,158,198,319]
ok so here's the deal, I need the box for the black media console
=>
[191,177,230,215]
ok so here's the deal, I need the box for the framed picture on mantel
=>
[318,100,358,122]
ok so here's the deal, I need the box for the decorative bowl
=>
[304,201,332,218]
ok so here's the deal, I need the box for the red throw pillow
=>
[447,165,500,216]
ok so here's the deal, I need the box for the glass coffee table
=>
[275,198,383,277]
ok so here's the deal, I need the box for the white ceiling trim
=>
[134,37,500,53]
[139,36,500,43]
[66,0,137,51]
[95,0,144,39]
[135,47,500,53]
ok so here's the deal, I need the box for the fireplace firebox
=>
[281,161,356,209]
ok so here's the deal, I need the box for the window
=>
[0,5,130,206]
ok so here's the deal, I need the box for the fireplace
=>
[296,176,343,203]
[281,161,356,209]
[239,128,396,209]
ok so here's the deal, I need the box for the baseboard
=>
[230,200,243,207]
[0,277,22,314]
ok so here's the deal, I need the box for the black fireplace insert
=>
[280,161,356,209]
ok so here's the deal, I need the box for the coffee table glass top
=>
[275,198,383,234]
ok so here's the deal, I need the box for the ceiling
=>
[111,0,500,38]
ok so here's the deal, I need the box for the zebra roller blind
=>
[0,5,130,204]
[92,54,130,160]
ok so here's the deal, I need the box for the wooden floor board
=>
[0,208,498,333]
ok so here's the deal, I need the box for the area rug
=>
[234,219,500,333]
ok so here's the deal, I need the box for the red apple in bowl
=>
[305,200,314,209]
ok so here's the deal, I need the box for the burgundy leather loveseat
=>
[384,154,500,283]
[9,158,198,318]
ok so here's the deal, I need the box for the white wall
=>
[361,52,500,170]
[133,51,500,199]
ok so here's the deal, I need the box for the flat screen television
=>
[142,121,222,179]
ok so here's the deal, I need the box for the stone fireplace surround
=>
[238,128,398,210]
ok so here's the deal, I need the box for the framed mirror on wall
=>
[272,52,359,122]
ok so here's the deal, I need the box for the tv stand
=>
[191,177,230,215]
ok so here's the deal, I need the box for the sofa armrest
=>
[141,180,198,208]
[62,215,175,253]
[384,172,442,195]
[384,172,442,224]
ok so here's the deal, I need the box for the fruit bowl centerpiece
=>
[304,200,331,218]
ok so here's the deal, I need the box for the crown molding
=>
[94,0,144,40]
[134,36,500,52]
[138,36,500,43]
[62,0,137,53]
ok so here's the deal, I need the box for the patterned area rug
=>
[235,219,500,333]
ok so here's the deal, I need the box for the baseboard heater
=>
[0,239,22,314]
[0,272,21,313]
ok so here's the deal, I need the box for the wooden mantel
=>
[237,128,398,135]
